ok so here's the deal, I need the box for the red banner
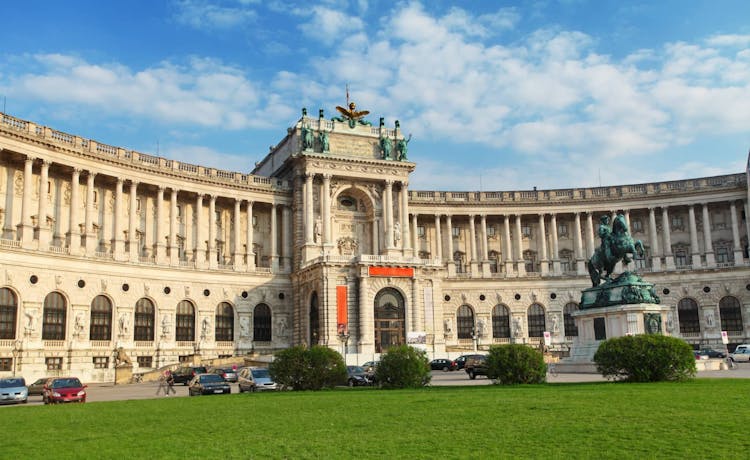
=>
[368,266,414,277]
[336,286,348,334]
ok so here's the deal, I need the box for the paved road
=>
[4,365,748,408]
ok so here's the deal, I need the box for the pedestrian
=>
[166,370,176,396]
[156,370,169,396]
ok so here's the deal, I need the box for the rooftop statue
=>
[333,101,372,128]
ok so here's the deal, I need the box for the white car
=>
[729,347,750,363]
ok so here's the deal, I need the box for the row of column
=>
[413,203,747,274]
[13,156,291,272]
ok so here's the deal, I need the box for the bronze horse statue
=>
[587,213,645,287]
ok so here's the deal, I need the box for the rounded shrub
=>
[593,334,696,382]
[486,344,546,384]
[269,345,346,390]
[375,345,431,389]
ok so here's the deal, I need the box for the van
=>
[733,344,750,353]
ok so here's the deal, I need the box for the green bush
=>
[269,345,347,390]
[594,334,696,382]
[375,345,431,389]
[486,344,546,384]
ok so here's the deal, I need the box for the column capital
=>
[129,180,139,188]
[25,156,36,164]
[116,177,124,185]
[246,199,253,206]
[322,173,332,180]
[72,167,81,175]
[401,180,409,187]
[384,179,394,187]
[304,172,314,180]
[157,185,165,192]
[41,159,51,167]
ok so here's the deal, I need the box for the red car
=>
[43,377,87,404]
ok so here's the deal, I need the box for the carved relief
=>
[337,237,358,255]
[14,171,23,197]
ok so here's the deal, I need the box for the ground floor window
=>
[46,357,63,371]
[0,358,11,371]
[137,356,153,368]
[93,357,109,369]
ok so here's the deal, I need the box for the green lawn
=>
[4,379,749,459]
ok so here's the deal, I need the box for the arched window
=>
[42,292,67,340]
[89,295,113,341]
[719,296,743,332]
[457,305,475,339]
[0,288,18,339]
[374,288,405,353]
[215,302,234,342]
[134,298,155,341]
[527,303,546,337]
[491,304,510,338]
[254,304,272,341]
[677,298,700,334]
[563,302,579,337]
[309,292,320,347]
[176,300,195,341]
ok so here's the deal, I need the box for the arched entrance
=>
[374,288,405,353]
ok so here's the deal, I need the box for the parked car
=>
[188,373,231,396]
[0,377,28,405]
[429,358,456,371]
[345,365,372,387]
[27,377,52,396]
[464,355,488,379]
[693,351,708,360]
[696,348,726,358]
[238,367,278,392]
[172,366,208,385]
[453,354,484,370]
[43,377,87,404]
[361,361,379,373]
[211,367,239,383]
[729,347,750,363]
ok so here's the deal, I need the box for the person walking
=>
[166,370,176,396]
[156,370,169,396]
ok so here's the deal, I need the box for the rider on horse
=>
[587,213,645,287]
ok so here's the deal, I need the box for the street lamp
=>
[338,330,350,365]
[11,340,22,377]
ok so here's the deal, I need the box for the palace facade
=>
[1,109,748,382]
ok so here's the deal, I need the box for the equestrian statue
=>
[587,213,645,287]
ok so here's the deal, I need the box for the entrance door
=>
[374,288,405,353]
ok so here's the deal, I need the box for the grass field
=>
[3,379,749,459]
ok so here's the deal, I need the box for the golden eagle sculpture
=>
[335,101,370,122]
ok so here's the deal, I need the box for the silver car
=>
[0,377,28,404]
[238,367,278,392]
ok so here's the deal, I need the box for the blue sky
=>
[1,1,749,191]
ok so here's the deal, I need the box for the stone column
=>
[434,214,442,262]
[401,182,410,253]
[245,201,255,270]
[688,205,701,267]
[574,213,586,274]
[233,199,242,268]
[384,180,394,249]
[270,204,278,272]
[37,160,50,248]
[304,174,314,244]
[359,275,371,350]
[85,172,97,255]
[282,205,292,270]
[155,186,165,263]
[195,195,205,266]
[67,168,81,253]
[322,174,332,245]
[702,203,715,267]
[550,213,560,274]
[113,178,125,260]
[730,201,743,262]
[128,181,139,262]
[468,214,477,272]
[515,215,526,276]
[169,189,179,266]
[19,156,35,246]
[446,215,454,276]
[208,195,217,269]
[648,208,661,270]
[411,213,419,258]
[504,215,514,275]
[480,215,488,260]
[585,213,595,258]
[538,214,548,275]
[661,207,674,269]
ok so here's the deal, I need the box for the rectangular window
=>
[417,225,425,237]
[452,227,460,237]
[46,357,63,371]
[671,216,683,230]
[487,226,496,237]
[178,355,192,363]
[137,356,153,368]
[218,354,232,359]
[521,225,531,237]
[557,223,568,237]
[716,247,730,263]
[0,358,11,372]
[675,250,687,267]
[136,198,141,211]
[93,357,109,369]
[631,219,643,232]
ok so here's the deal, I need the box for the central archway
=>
[374,288,405,353]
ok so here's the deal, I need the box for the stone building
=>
[0,107,748,382]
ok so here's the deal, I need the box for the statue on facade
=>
[587,213,645,287]
[513,317,523,337]
[380,135,393,160]
[333,101,371,128]
[396,134,411,161]
[301,123,314,150]
[24,309,37,334]
[201,317,211,340]
[314,216,322,243]
[161,314,171,337]
[118,313,130,335]
[318,131,329,153]
[239,316,251,337]
[114,347,132,367]
[393,221,401,243]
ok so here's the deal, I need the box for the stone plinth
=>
[115,365,133,384]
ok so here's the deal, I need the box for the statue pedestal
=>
[115,365,133,384]
[561,303,673,372]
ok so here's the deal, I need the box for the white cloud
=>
[298,6,365,46]
[705,34,750,47]
[173,0,257,30]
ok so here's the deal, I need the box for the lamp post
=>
[11,340,22,377]
[338,331,350,365]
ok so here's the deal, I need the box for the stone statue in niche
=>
[314,217,322,243]
[513,317,523,337]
